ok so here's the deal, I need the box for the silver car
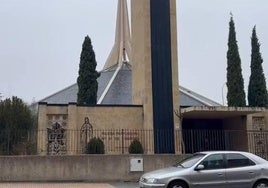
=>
[139,151,268,188]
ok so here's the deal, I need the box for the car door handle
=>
[249,171,255,174]
[217,173,224,176]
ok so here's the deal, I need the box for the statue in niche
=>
[47,122,66,155]
[80,117,93,153]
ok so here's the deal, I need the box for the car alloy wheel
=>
[168,181,187,188]
[255,180,268,188]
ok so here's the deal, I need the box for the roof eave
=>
[181,106,267,119]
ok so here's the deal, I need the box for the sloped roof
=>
[39,69,221,107]
[179,86,221,107]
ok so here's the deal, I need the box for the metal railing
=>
[0,129,267,159]
[0,129,37,155]
[182,129,268,159]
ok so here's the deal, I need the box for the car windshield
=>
[176,154,206,168]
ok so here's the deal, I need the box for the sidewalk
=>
[0,182,139,188]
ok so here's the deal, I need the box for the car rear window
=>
[226,153,255,168]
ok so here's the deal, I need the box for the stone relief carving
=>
[80,117,93,153]
[47,115,67,127]
[47,115,67,155]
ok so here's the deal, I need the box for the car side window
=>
[226,153,255,168]
[200,154,224,170]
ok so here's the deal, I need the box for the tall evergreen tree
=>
[248,26,268,107]
[226,16,246,107]
[77,36,100,105]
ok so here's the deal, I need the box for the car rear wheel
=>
[168,181,188,188]
[254,180,268,188]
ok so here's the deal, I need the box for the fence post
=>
[121,129,124,154]
[191,130,194,153]
[7,128,10,155]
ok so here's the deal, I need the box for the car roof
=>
[198,151,246,154]
[196,151,268,163]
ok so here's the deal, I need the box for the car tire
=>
[168,181,188,188]
[254,180,268,188]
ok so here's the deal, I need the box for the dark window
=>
[200,154,224,170]
[226,153,255,168]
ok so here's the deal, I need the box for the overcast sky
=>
[0,0,267,105]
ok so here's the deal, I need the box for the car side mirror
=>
[195,164,205,171]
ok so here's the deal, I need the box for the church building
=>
[37,0,267,156]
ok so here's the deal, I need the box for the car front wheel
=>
[168,181,188,188]
[254,180,268,188]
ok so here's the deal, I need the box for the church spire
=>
[97,0,131,104]
[102,0,131,70]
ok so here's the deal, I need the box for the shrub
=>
[86,137,105,154]
[129,139,144,154]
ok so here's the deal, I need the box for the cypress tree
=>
[77,36,100,105]
[248,26,268,107]
[226,16,246,107]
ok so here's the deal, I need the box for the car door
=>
[225,153,261,188]
[190,154,226,188]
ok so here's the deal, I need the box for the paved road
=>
[0,182,139,188]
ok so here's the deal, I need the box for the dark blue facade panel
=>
[150,0,175,153]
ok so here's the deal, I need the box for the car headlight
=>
[147,178,158,183]
[141,178,158,183]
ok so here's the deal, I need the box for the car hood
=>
[142,166,185,179]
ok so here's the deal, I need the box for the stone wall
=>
[37,103,144,155]
[0,155,188,182]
